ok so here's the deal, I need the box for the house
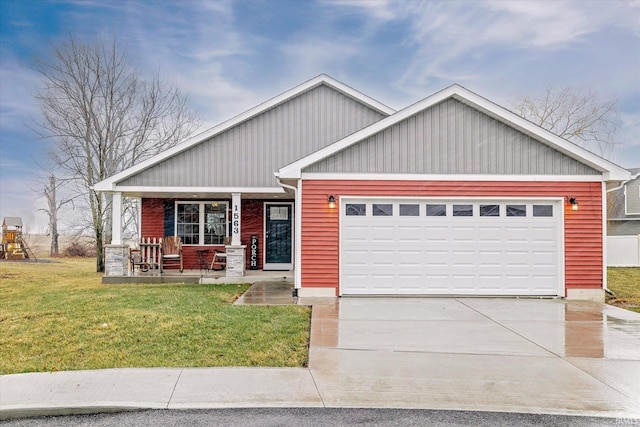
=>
[607,168,640,236]
[95,75,631,301]
[606,168,640,267]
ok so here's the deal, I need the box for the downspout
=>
[276,176,302,293]
[602,171,639,292]
[605,171,640,193]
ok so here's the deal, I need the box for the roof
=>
[278,84,630,182]
[94,75,395,192]
[2,217,23,227]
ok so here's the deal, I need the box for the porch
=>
[101,268,294,285]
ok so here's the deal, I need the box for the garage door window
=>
[346,204,366,216]
[453,204,473,216]
[373,204,393,216]
[400,204,419,216]
[343,201,557,219]
[533,205,553,217]
[506,205,526,217]
[479,204,500,217]
[426,204,447,216]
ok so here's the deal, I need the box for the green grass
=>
[0,258,311,374]
[607,267,640,313]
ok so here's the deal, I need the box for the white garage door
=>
[340,198,563,296]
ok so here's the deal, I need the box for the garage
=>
[340,198,563,296]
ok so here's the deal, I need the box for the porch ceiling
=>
[119,189,294,200]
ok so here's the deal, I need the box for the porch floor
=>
[102,268,294,285]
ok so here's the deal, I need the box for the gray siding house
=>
[95,75,631,302]
[608,168,640,235]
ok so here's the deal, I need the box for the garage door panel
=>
[341,199,562,296]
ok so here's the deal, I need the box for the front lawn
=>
[607,267,640,313]
[0,258,310,374]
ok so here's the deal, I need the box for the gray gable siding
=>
[119,84,387,188]
[625,176,640,215]
[303,98,599,175]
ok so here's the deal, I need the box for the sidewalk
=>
[2,284,640,420]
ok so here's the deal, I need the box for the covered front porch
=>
[102,188,299,287]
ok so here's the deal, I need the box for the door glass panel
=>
[265,205,292,264]
[345,204,366,216]
[426,204,446,216]
[373,204,393,216]
[533,205,553,217]
[399,204,419,216]
[507,205,526,217]
[480,204,500,217]
[453,204,473,216]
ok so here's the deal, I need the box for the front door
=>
[264,203,293,270]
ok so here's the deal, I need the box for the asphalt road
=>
[1,408,638,427]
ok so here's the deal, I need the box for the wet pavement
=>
[304,297,640,417]
[2,283,640,420]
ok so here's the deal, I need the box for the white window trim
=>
[175,201,229,246]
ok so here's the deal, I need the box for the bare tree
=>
[39,175,75,256]
[513,85,619,159]
[33,35,200,271]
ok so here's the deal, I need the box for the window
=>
[373,203,393,216]
[533,205,553,217]
[399,204,419,216]
[204,203,227,244]
[479,204,500,217]
[506,205,526,217]
[453,204,473,216]
[345,204,366,216]
[176,201,228,245]
[176,203,200,244]
[426,204,446,216]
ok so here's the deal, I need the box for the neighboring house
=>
[606,168,640,267]
[95,75,631,302]
[607,167,640,236]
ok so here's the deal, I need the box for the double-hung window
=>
[176,202,228,245]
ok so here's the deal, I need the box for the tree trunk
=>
[48,176,60,257]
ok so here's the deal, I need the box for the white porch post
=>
[231,193,241,245]
[111,192,123,245]
[104,191,128,277]
[223,192,246,279]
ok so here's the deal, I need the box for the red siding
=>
[301,180,603,296]
[241,200,264,270]
[141,198,165,237]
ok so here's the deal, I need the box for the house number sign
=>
[231,198,241,243]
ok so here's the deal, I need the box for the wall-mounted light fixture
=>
[568,197,579,211]
[328,195,336,209]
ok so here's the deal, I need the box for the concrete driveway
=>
[304,297,640,417]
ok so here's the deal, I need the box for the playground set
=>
[1,217,37,260]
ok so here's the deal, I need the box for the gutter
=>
[606,170,640,193]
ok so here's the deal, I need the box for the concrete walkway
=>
[2,284,640,420]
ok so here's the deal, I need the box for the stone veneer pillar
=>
[104,244,129,276]
[225,245,246,277]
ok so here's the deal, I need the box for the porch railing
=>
[138,237,162,270]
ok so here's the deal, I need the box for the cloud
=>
[0,176,49,234]
[0,55,40,133]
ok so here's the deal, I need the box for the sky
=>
[1,0,639,233]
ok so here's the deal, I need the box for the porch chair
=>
[161,236,183,273]
[129,248,149,272]
[210,237,230,271]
